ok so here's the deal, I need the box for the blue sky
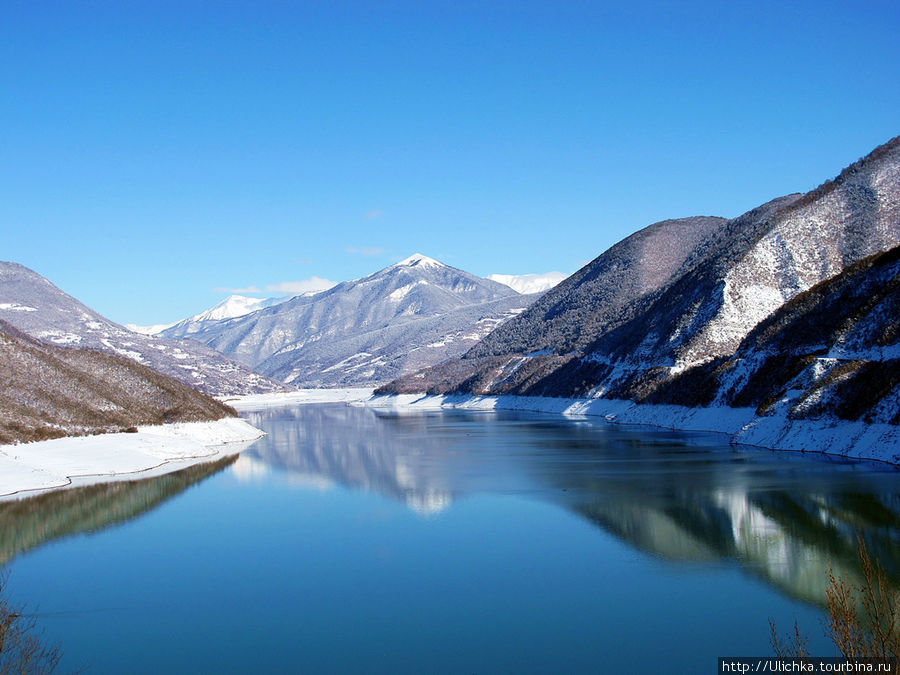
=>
[2,0,898,325]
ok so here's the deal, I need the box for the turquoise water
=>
[4,404,900,673]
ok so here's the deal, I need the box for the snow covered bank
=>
[224,388,374,411]
[0,417,265,499]
[363,394,900,465]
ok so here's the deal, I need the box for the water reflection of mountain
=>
[0,455,236,565]
[243,405,900,607]
[240,405,465,513]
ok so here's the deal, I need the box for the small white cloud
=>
[346,246,385,256]
[215,285,263,294]
[365,209,384,220]
[216,277,337,296]
[264,277,337,294]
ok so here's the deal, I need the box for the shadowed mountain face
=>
[235,404,900,608]
[382,136,900,423]
[168,254,538,387]
[641,245,900,421]
[0,320,235,444]
[470,215,730,358]
[0,455,237,565]
[0,262,285,397]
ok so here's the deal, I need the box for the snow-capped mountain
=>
[0,262,287,396]
[486,271,568,295]
[160,295,287,339]
[182,253,539,387]
[382,135,900,432]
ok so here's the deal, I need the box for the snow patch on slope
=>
[389,280,428,301]
[0,303,37,312]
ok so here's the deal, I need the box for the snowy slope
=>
[0,262,287,396]
[161,295,288,339]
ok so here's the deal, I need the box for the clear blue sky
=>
[2,0,898,325]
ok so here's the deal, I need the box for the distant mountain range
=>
[139,270,564,340]
[168,254,543,387]
[158,294,290,339]
[0,320,236,444]
[381,135,900,432]
[485,272,567,295]
[0,262,286,397]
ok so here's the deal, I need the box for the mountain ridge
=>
[380,134,900,435]
[0,262,286,397]
[0,319,236,444]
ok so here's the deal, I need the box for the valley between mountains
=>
[1,135,898,464]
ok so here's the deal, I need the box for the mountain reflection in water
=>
[239,403,900,608]
[0,455,238,566]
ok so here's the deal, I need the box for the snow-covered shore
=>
[224,388,375,411]
[362,394,900,465]
[0,417,265,499]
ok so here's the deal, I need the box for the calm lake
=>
[4,403,900,673]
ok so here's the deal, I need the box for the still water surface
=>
[4,404,900,673]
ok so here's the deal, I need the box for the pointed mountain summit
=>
[390,253,445,269]
[0,262,286,396]
[182,254,537,387]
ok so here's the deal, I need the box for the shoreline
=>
[5,385,896,500]
[223,388,375,411]
[361,393,900,466]
[0,417,266,500]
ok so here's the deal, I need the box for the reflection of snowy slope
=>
[578,480,900,607]
[241,404,900,608]
[0,455,238,565]
[241,406,458,513]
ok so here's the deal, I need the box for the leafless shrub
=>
[0,572,61,674]
[825,539,900,659]
[772,539,899,661]
[770,619,810,659]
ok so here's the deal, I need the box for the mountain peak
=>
[392,253,444,269]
